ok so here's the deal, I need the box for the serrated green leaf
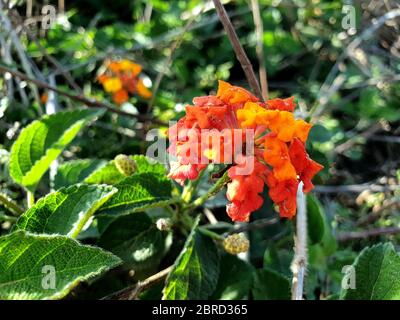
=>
[98,212,164,270]
[85,155,166,185]
[252,268,291,300]
[0,231,121,300]
[98,172,173,216]
[54,159,107,189]
[163,217,220,300]
[211,254,253,300]
[9,109,104,191]
[14,184,117,238]
[84,161,125,185]
[340,243,400,300]
[307,194,325,245]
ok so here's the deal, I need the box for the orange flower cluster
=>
[97,59,152,105]
[167,81,323,222]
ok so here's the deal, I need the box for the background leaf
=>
[85,155,167,185]
[252,268,291,300]
[340,243,400,300]
[98,212,165,270]
[9,109,104,191]
[14,184,117,238]
[307,194,325,245]
[162,217,220,300]
[98,172,173,216]
[54,159,107,189]
[211,254,253,300]
[0,231,121,300]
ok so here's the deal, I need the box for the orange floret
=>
[136,79,152,99]
[112,89,129,105]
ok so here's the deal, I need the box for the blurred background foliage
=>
[1,0,400,299]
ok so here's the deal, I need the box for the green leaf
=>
[14,184,117,238]
[211,254,253,300]
[98,172,173,216]
[0,231,121,300]
[341,243,400,300]
[54,159,107,189]
[84,161,125,185]
[9,109,104,191]
[98,212,165,270]
[263,245,293,278]
[163,217,220,300]
[307,194,325,245]
[252,268,291,300]
[85,155,166,185]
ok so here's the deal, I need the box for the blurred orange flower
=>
[97,59,152,105]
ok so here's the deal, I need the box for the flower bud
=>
[114,154,137,176]
[223,233,250,255]
[156,218,172,231]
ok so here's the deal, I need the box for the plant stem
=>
[212,0,263,99]
[181,169,205,203]
[0,193,24,216]
[291,182,307,300]
[27,191,35,209]
[250,0,268,100]
[101,266,173,300]
[0,213,18,223]
[146,11,199,114]
[227,217,279,235]
[198,226,224,241]
[186,171,230,211]
[337,227,400,242]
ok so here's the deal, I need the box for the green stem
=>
[0,213,18,223]
[181,169,205,203]
[186,171,230,211]
[198,226,224,241]
[181,180,193,203]
[0,193,24,216]
[27,191,35,209]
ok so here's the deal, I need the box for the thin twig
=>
[101,266,173,300]
[212,0,263,99]
[314,183,400,194]
[26,28,82,93]
[337,227,400,242]
[0,193,25,216]
[334,123,382,154]
[227,217,279,235]
[250,0,268,100]
[146,13,199,114]
[0,3,42,111]
[0,64,166,125]
[311,9,400,119]
[0,213,18,223]
[204,208,218,225]
[186,171,230,211]
[356,199,400,227]
[10,9,82,93]
[291,182,307,300]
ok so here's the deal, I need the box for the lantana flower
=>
[167,81,323,222]
[97,59,152,105]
